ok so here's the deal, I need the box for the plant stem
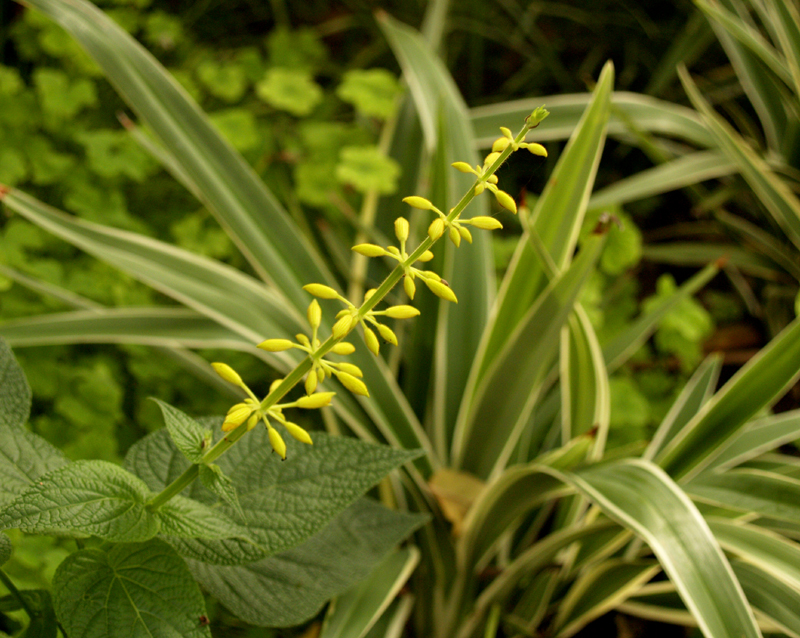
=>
[147,115,543,511]
[0,568,35,620]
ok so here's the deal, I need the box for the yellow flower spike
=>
[404,275,416,300]
[305,368,318,395]
[303,283,340,299]
[337,362,363,378]
[307,300,321,330]
[331,342,356,355]
[267,426,287,460]
[428,218,445,241]
[258,338,296,352]
[402,195,435,210]
[384,305,420,319]
[336,371,370,396]
[376,323,398,345]
[451,161,475,174]
[487,174,498,185]
[468,216,503,230]
[394,217,409,243]
[269,378,283,393]
[491,136,510,153]
[295,392,336,409]
[364,326,380,356]
[417,250,434,262]
[284,422,313,445]
[474,182,485,196]
[494,190,518,214]
[522,142,547,157]
[332,314,354,339]
[211,362,245,387]
[246,413,260,431]
[483,151,502,166]
[459,226,473,244]
[352,244,388,257]
[449,225,461,248]
[424,278,458,303]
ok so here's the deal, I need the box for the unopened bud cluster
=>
[209,109,548,459]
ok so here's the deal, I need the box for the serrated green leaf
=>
[53,539,211,638]
[32,68,97,119]
[337,69,402,119]
[0,338,32,428]
[256,67,322,116]
[208,108,260,151]
[195,60,246,103]
[156,495,254,544]
[0,460,158,542]
[199,463,243,519]
[0,426,68,508]
[336,146,401,194]
[0,590,57,638]
[188,499,426,627]
[172,430,423,564]
[151,399,208,463]
[0,534,10,566]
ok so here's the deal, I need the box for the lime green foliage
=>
[336,146,401,194]
[337,69,403,119]
[256,67,323,116]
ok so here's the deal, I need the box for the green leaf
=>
[731,560,800,638]
[76,129,154,181]
[255,67,322,116]
[172,430,423,564]
[687,469,800,524]
[199,463,243,519]
[0,534,10,566]
[151,399,208,463]
[157,495,253,543]
[657,314,800,480]
[188,499,426,627]
[0,338,31,428]
[208,108,260,151]
[0,460,158,542]
[560,459,761,638]
[337,69,402,119]
[195,60,247,103]
[0,426,68,508]
[319,547,420,638]
[709,409,800,472]
[0,590,57,638]
[53,539,211,638]
[336,146,401,194]
[32,68,97,119]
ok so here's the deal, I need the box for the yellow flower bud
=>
[376,323,398,345]
[449,225,461,248]
[332,314,354,339]
[384,305,420,319]
[523,142,547,157]
[337,362,363,378]
[317,367,325,382]
[336,371,370,396]
[428,218,445,241]
[404,275,416,300]
[307,300,321,330]
[284,422,313,445]
[221,420,239,433]
[394,217,409,243]
[305,368,318,395]
[352,244,388,257]
[403,196,434,210]
[212,362,244,387]
[487,174,498,184]
[459,226,473,244]
[246,413,260,431]
[303,283,340,299]
[257,338,295,352]
[500,126,513,139]
[331,342,356,355]
[424,278,458,303]
[364,289,377,301]
[474,182,485,196]
[296,392,336,409]
[386,246,400,256]
[451,161,474,173]
[364,327,380,356]
[296,334,310,347]
[467,216,503,230]
[491,136,510,153]
[422,270,441,282]
[417,250,434,262]
[268,426,287,460]
[270,378,283,393]
[483,151,501,166]
[494,190,517,214]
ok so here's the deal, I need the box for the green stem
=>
[147,115,544,511]
[0,568,35,620]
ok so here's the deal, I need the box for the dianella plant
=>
[3,1,800,638]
